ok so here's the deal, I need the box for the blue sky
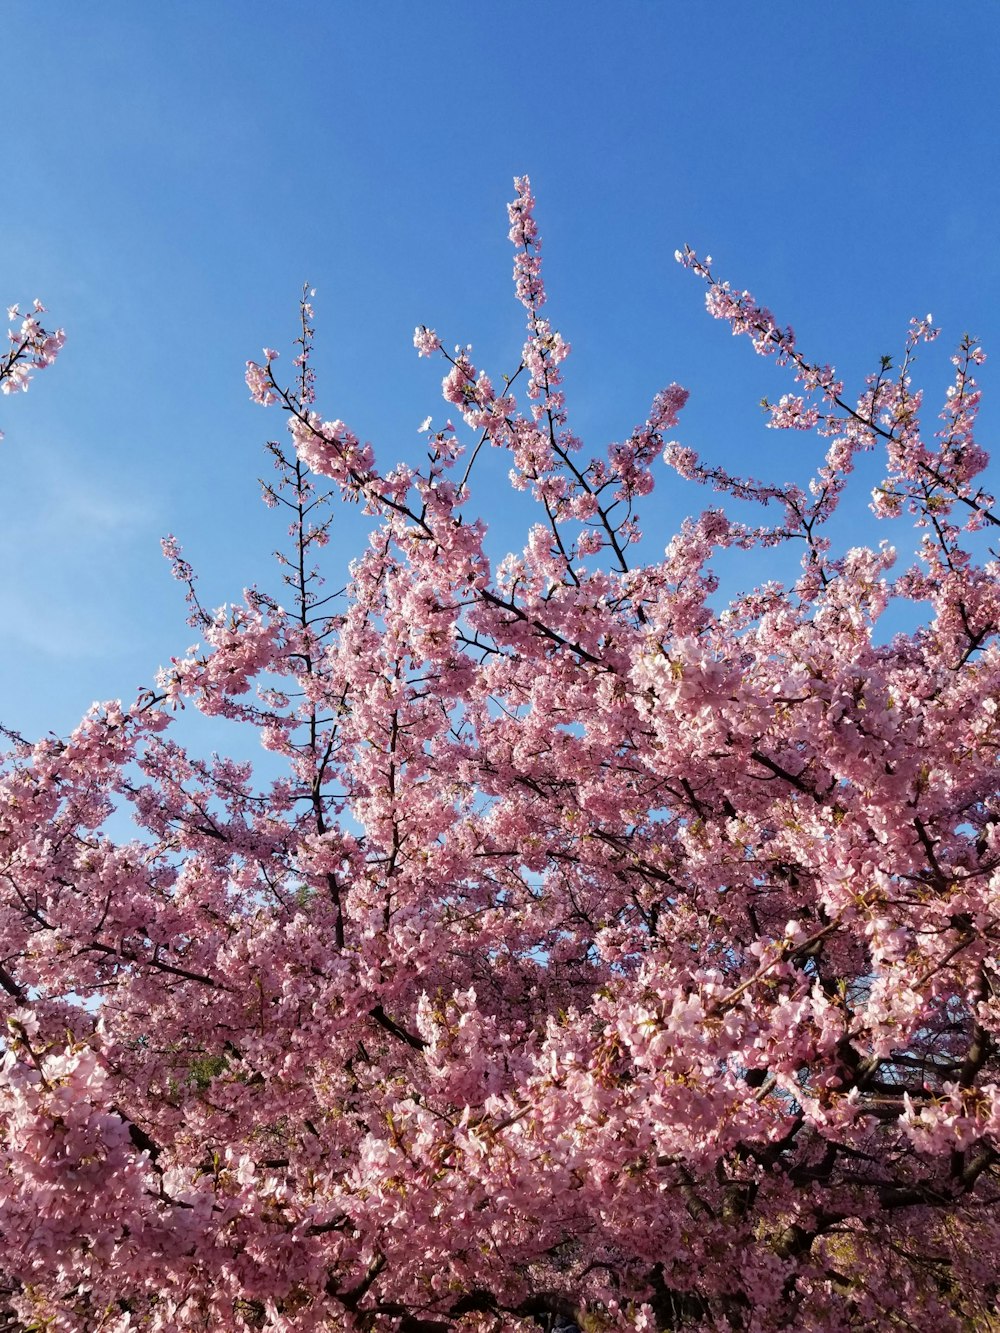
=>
[3,4,999,744]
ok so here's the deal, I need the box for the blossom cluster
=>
[0,299,64,439]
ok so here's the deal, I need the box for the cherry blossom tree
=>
[2,181,999,1331]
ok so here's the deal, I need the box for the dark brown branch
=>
[370,1004,426,1051]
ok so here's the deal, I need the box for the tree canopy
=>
[1,181,999,1331]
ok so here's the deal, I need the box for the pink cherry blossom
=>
[2,183,1000,1331]
[413,325,441,357]
[0,300,63,438]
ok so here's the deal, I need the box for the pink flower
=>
[245,359,276,405]
[413,325,441,357]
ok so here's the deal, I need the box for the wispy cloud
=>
[0,446,160,659]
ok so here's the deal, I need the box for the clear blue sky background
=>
[3,4,999,747]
